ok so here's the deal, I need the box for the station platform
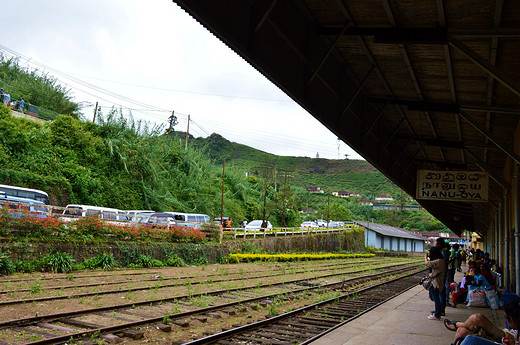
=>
[309,270,505,345]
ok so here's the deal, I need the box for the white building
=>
[356,221,425,252]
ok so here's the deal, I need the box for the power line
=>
[0,45,348,158]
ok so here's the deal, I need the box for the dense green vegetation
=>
[0,56,79,120]
[0,58,449,232]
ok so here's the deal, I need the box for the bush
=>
[41,252,74,273]
[0,250,15,275]
[133,254,163,268]
[15,260,35,273]
[84,253,115,270]
[166,254,186,267]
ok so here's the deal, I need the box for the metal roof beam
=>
[369,98,520,115]
[369,98,459,113]
[464,148,510,190]
[254,0,277,33]
[449,37,520,98]
[395,135,499,151]
[458,110,520,165]
[412,159,466,170]
[316,27,520,39]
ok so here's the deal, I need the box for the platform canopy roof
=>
[172,0,520,236]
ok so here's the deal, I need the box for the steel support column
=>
[498,202,503,274]
[504,190,510,290]
[515,165,520,293]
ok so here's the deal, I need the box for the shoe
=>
[428,314,441,320]
[431,311,446,316]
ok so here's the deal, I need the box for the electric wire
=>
[0,45,351,159]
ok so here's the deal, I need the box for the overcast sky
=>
[3,0,363,160]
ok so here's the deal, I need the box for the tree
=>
[328,203,353,221]
[315,152,320,158]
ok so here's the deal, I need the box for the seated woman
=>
[444,299,520,345]
[466,266,493,302]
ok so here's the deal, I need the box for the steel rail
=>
[0,258,380,295]
[0,260,413,306]
[21,265,423,345]
[181,269,425,345]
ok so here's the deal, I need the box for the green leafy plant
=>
[166,254,186,267]
[133,255,163,268]
[30,278,43,293]
[0,250,15,275]
[15,260,35,273]
[41,252,74,273]
[84,253,115,270]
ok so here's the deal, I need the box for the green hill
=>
[188,133,399,198]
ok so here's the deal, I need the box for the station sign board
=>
[416,170,488,202]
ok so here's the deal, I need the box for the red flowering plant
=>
[0,205,206,243]
[0,205,67,238]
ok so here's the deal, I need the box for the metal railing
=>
[229,222,358,239]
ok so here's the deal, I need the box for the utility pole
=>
[166,110,178,135]
[327,192,330,228]
[93,101,98,123]
[274,160,277,192]
[281,173,287,227]
[185,114,190,150]
[220,158,226,228]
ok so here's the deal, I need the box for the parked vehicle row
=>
[300,220,346,229]
[60,205,212,228]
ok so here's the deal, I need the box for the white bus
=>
[0,184,50,205]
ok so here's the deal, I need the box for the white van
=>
[164,212,211,227]
[62,204,122,221]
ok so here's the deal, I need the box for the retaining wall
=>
[1,230,367,264]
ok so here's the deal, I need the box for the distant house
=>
[375,194,394,201]
[356,221,425,252]
[300,208,317,214]
[359,198,373,206]
[306,186,324,193]
[331,191,360,198]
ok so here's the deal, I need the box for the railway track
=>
[0,258,387,298]
[0,261,423,345]
[0,260,415,310]
[183,270,425,345]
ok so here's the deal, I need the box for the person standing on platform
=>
[425,245,446,320]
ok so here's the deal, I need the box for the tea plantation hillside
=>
[189,133,400,197]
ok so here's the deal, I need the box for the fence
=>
[229,222,360,239]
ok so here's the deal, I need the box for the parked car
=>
[245,220,272,231]
[301,221,318,229]
[315,219,327,227]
